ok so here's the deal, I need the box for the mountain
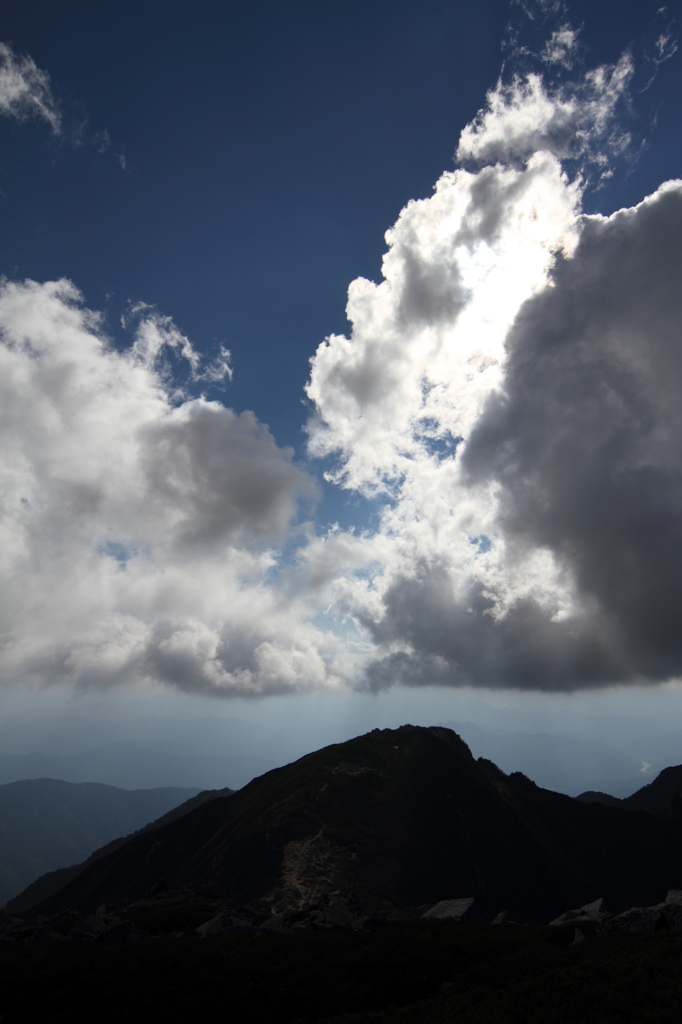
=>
[574,790,623,807]
[0,778,200,906]
[440,720,650,797]
[0,742,273,790]
[5,786,233,913]
[623,764,682,818]
[21,726,682,923]
[576,765,682,819]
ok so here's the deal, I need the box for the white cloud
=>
[305,55,682,692]
[4,25,681,701]
[541,25,580,69]
[653,32,678,65]
[457,55,633,174]
[0,278,342,696]
[306,148,580,495]
[0,41,60,132]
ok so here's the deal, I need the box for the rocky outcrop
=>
[11,882,682,947]
[550,890,682,933]
[0,884,490,945]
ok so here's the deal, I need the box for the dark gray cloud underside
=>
[362,183,682,691]
[463,183,682,685]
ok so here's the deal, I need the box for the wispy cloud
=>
[541,25,580,69]
[0,40,126,168]
[0,41,61,133]
[457,54,633,180]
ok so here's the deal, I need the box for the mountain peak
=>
[21,725,682,923]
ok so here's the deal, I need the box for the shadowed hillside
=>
[623,765,682,818]
[5,786,233,914]
[0,779,200,906]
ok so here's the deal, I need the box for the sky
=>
[2,0,682,791]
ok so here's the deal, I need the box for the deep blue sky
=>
[2,0,680,462]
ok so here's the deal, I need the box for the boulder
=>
[43,910,80,935]
[258,914,293,935]
[222,924,260,937]
[599,905,669,933]
[662,895,682,931]
[92,920,137,946]
[421,898,480,923]
[309,901,361,930]
[196,912,235,938]
[257,898,363,935]
[68,913,127,942]
[549,898,611,927]
[0,922,62,942]
[360,915,389,931]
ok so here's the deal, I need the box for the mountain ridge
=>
[17,725,682,923]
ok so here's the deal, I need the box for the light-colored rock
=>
[549,897,611,926]
[421,898,477,922]
[599,905,669,933]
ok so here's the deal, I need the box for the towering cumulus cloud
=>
[306,53,682,691]
[0,280,333,695]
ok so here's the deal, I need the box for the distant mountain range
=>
[3,704,681,797]
[6,785,234,913]
[11,726,682,924]
[0,743,274,791]
[0,778,201,906]
[440,720,655,797]
[577,764,682,818]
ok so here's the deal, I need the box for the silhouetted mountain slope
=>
[622,765,682,818]
[0,778,200,906]
[26,727,682,922]
[575,791,623,807]
[5,786,233,913]
[576,765,682,818]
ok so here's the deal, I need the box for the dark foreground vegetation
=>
[2,919,682,1024]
